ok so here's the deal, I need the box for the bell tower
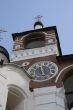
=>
[11,22,61,62]
[10,19,62,85]
[10,20,68,110]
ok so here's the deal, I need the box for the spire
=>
[34,15,44,30]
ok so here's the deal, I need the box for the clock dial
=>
[27,61,58,81]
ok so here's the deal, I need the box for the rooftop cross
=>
[35,15,43,21]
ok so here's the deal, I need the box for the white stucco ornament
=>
[22,61,30,66]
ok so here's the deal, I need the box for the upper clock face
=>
[27,61,58,82]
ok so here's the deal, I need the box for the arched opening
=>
[23,32,46,49]
[6,87,26,110]
[63,69,73,110]
[25,40,45,49]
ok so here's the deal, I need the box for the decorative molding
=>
[10,45,58,62]
[0,72,7,79]
[55,64,73,83]
[22,62,30,66]
[27,61,58,82]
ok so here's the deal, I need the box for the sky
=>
[0,1,73,109]
[0,0,73,56]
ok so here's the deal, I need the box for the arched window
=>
[64,70,73,110]
[24,32,46,49]
[6,87,26,110]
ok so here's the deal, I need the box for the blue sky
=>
[0,0,73,55]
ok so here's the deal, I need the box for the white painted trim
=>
[7,84,28,110]
[10,44,58,61]
[7,84,28,98]
[21,32,47,41]
[55,64,73,83]
[2,63,31,80]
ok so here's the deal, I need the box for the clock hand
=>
[40,66,45,76]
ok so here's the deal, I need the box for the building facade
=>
[0,21,73,110]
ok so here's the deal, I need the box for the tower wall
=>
[32,86,66,110]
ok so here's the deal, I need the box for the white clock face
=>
[27,61,58,82]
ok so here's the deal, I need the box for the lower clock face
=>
[27,61,58,82]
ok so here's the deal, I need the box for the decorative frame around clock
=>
[27,61,58,82]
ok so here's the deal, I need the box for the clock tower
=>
[10,20,67,110]
[11,21,62,83]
